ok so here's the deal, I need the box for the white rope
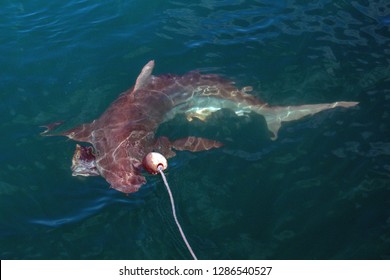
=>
[158,166,198,260]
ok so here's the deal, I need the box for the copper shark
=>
[42,60,358,193]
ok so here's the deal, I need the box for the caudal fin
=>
[259,101,359,140]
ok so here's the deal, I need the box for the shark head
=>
[71,144,99,177]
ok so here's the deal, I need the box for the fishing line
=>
[157,165,198,260]
[143,152,198,260]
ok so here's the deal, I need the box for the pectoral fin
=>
[172,137,223,152]
[153,136,223,158]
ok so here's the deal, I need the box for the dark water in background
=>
[1,0,390,259]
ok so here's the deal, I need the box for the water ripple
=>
[157,0,390,54]
[1,0,389,260]
[29,193,144,228]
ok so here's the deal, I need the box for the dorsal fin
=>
[133,60,155,92]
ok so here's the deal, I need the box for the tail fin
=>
[260,101,359,140]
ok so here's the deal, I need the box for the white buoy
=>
[142,152,168,174]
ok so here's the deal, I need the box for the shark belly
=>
[163,96,255,122]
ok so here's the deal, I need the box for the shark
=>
[42,60,358,193]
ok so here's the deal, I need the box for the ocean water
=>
[1,0,390,260]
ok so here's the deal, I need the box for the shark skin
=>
[42,60,358,194]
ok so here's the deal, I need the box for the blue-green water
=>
[1,0,390,259]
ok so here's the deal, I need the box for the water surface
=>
[1,0,389,259]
